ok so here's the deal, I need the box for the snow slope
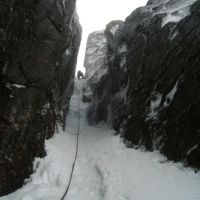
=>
[1,79,200,200]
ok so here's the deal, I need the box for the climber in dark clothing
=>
[77,70,84,80]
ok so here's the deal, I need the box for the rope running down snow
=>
[61,85,81,200]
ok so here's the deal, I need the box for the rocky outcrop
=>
[0,0,81,196]
[116,0,200,169]
[85,0,200,169]
[84,31,109,123]
[84,22,124,124]
[104,20,129,130]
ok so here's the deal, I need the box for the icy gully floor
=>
[1,79,200,200]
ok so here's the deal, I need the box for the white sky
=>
[76,0,148,72]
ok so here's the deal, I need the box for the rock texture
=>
[84,22,125,124]
[85,0,200,169]
[84,30,109,123]
[0,0,81,196]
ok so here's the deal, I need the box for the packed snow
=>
[2,79,200,200]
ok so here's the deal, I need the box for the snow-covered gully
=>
[61,82,81,200]
[1,79,200,200]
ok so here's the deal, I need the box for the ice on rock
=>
[110,24,120,35]
[84,31,108,84]
[187,144,199,156]
[170,29,179,41]
[6,82,26,89]
[114,84,128,99]
[120,57,127,68]
[86,47,97,54]
[149,0,198,27]
[118,44,127,54]
[163,80,178,107]
[65,49,70,55]
[2,79,200,200]
[147,93,162,120]
[11,84,26,88]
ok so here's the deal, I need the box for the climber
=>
[77,70,84,80]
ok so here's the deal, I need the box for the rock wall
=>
[84,22,124,124]
[85,0,200,169]
[0,0,81,196]
[84,31,109,123]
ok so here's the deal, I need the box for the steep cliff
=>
[85,0,200,169]
[84,30,109,123]
[84,22,124,124]
[0,0,81,196]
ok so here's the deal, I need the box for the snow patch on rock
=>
[187,144,199,156]
[2,79,200,200]
[120,57,127,69]
[147,93,162,120]
[65,49,70,55]
[84,31,108,84]
[163,81,178,107]
[148,0,197,27]
[6,82,26,89]
[110,24,120,35]
[114,85,128,99]
[118,44,127,54]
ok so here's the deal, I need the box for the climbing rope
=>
[65,112,80,136]
[61,85,81,200]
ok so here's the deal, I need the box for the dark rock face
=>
[86,0,200,169]
[0,0,81,196]
[116,0,200,169]
[84,22,124,124]
[104,20,129,130]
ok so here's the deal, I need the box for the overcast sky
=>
[76,0,148,72]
